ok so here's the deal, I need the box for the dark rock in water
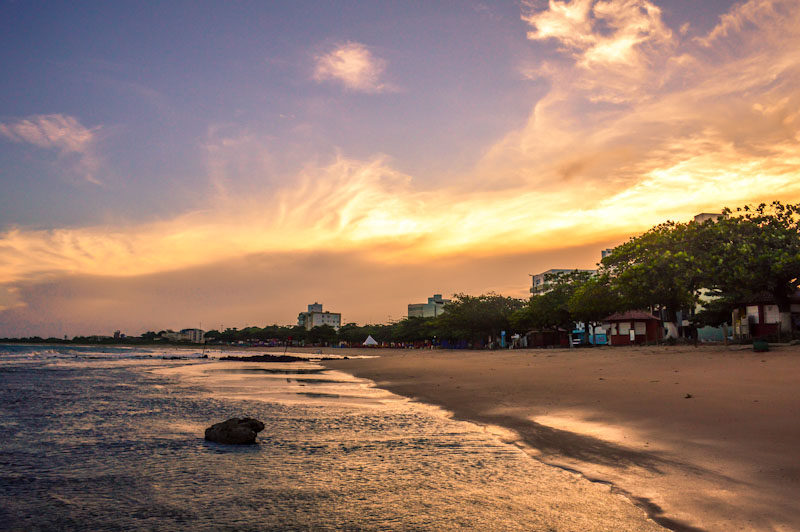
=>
[204,417,265,444]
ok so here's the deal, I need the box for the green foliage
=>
[599,201,800,327]
[392,316,435,343]
[695,202,800,310]
[601,221,702,319]
[434,293,524,343]
[567,275,622,328]
[337,323,364,344]
[513,270,595,333]
[692,293,735,328]
[141,331,158,341]
[306,324,337,345]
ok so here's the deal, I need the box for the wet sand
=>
[157,355,667,531]
[278,344,800,532]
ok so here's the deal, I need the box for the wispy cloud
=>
[0,114,102,185]
[313,42,390,93]
[2,1,799,282]
[696,0,793,48]
[522,0,672,69]
[487,0,800,193]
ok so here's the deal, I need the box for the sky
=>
[1,0,799,337]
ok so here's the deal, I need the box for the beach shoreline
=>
[277,344,800,532]
[16,341,797,529]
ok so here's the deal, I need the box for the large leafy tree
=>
[695,202,800,315]
[337,322,364,344]
[434,293,524,344]
[306,324,338,345]
[600,201,800,336]
[601,221,704,331]
[567,274,622,343]
[512,271,592,335]
[391,316,435,343]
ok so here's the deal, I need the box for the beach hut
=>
[525,329,569,348]
[604,311,662,345]
[362,335,378,347]
[731,291,800,340]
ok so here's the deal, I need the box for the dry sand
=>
[259,344,800,532]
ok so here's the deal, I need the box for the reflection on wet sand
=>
[157,360,400,407]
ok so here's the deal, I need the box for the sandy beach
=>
[245,344,800,532]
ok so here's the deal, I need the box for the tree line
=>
[199,293,524,348]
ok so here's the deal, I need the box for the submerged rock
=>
[204,417,265,444]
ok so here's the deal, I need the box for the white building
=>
[298,302,341,331]
[162,328,205,343]
[408,294,450,318]
[693,212,723,224]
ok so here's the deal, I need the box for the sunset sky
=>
[2,0,799,337]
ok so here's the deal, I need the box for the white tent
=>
[362,335,378,346]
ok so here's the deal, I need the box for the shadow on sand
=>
[471,412,731,532]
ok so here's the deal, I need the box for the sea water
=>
[0,345,662,531]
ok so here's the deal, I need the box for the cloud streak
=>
[0,114,102,185]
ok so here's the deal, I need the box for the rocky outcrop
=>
[204,417,265,444]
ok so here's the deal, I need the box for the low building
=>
[162,328,205,343]
[408,294,450,318]
[181,328,205,343]
[298,302,341,331]
[693,213,723,224]
[525,329,569,348]
[731,291,799,339]
[571,323,608,345]
[604,311,662,345]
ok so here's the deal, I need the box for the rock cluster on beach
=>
[204,417,265,444]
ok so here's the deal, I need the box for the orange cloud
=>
[523,0,672,70]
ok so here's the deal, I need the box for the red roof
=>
[604,310,660,321]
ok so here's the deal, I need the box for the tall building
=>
[297,302,341,331]
[408,294,450,318]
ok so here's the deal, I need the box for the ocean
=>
[0,344,661,531]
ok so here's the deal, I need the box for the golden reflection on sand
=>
[530,412,666,452]
[155,360,399,407]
